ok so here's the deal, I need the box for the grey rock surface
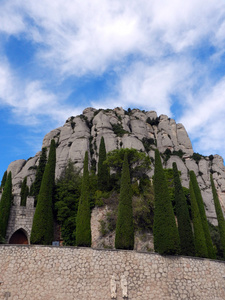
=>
[6,107,225,223]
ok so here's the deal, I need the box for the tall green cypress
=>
[189,171,216,258]
[30,140,56,245]
[173,162,195,256]
[153,150,180,255]
[0,172,12,242]
[189,180,208,257]
[76,151,91,247]
[97,136,109,191]
[210,174,225,258]
[55,160,82,246]
[0,171,7,189]
[20,177,29,206]
[30,147,47,206]
[115,152,134,250]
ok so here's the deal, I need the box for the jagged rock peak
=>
[5,107,225,225]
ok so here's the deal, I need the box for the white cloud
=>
[179,78,225,156]
[0,1,25,35]
[2,0,225,76]
[92,58,194,116]
[1,0,225,160]
[0,59,18,106]
[0,59,82,127]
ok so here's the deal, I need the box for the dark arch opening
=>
[9,229,28,244]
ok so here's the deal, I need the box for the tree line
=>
[1,138,225,260]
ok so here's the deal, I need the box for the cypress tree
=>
[31,147,47,206]
[0,171,7,189]
[189,171,216,258]
[115,152,134,250]
[0,172,12,242]
[55,160,82,246]
[97,136,109,191]
[76,151,91,247]
[153,149,180,255]
[30,140,56,245]
[189,180,208,257]
[173,162,195,256]
[20,177,29,206]
[210,174,225,258]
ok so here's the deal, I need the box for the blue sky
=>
[1,0,225,180]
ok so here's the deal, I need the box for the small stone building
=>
[5,195,35,244]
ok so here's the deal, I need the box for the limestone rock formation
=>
[6,107,225,224]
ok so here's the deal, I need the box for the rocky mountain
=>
[6,107,225,225]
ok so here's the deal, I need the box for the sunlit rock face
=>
[7,107,225,224]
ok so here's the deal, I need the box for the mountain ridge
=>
[5,107,225,225]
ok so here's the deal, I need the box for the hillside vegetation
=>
[1,107,225,260]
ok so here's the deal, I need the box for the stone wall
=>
[0,245,225,300]
[5,196,35,243]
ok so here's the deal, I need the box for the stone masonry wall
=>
[0,245,225,300]
[5,196,35,243]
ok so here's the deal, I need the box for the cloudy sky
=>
[1,0,225,179]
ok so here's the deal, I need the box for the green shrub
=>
[94,190,106,207]
[191,153,202,164]
[106,210,117,232]
[111,123,128,137]
[105,148,151,185]
[133,193,154,232]
[208,222,224,259]
[209,155,214,161]
[71,121,76,130]
[94,109,102,116]
[163,149,185,162]
[163,149,172,162]
[146,117,160,126]
[142,137,156,152]
[99,220,108,236]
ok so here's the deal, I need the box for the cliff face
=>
[6,107,225,225]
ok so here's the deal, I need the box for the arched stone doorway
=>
[9,229,28,244]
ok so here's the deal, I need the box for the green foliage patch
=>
[55,160,82,246]
[115,153,134,250]
[76,151,91,247]
[105,148,151,186]
[189,171,215,258]
[30,147,47,206]
[173,162,195,256]
[30,140,56,245]
[97,137,109,191]
[153,149,180,255]
[211,174,225,258]
[111,123,128,137]
[20,177,29,206]
[146,117,160,126]
[0,171,7,189]
[0,172,12,242]
[142,137,156,152]
[191,152,203,164]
